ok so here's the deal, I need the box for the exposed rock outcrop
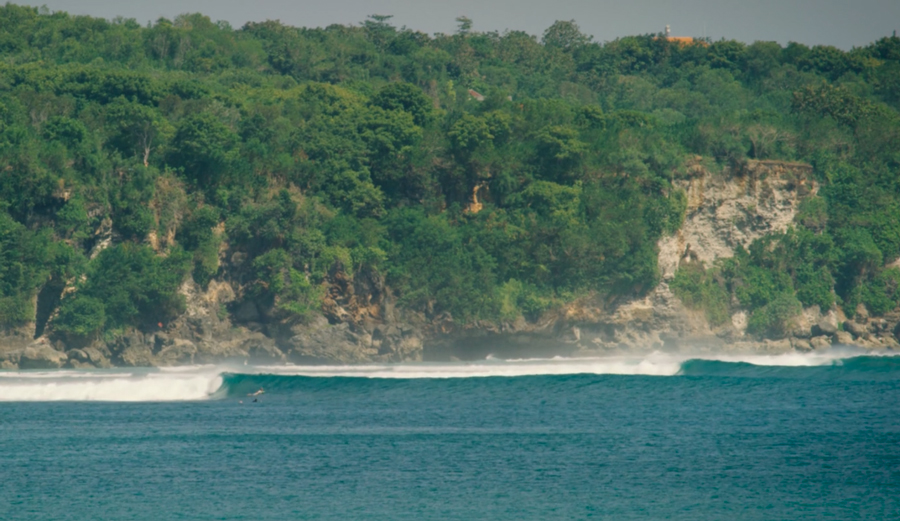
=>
[19,340,68,369]
[658,159,816,280]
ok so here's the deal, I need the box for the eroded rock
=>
[809,336,832,350]
[834,331,854,345]
[20,342,68,369]
[843,321,868,339]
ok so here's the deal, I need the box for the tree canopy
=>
[0,4,898,339]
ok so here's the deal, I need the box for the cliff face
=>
[657,159,816,280]
[424,159,899,359]
[2,160,898,369]
[609,160,817,351]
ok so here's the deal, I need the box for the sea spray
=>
[1,349,895,402]
[0,369,223,402]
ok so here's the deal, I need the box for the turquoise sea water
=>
[1,353,899,520]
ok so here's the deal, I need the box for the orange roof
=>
[657,36,708,47]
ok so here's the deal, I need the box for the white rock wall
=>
[658,160,816,280]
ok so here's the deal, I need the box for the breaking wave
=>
[0,350,896,402]
[0,368,224,402]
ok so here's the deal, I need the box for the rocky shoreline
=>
[1,281,897,370]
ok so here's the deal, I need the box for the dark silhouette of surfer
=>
[248,388,264,402]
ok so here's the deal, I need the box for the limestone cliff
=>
[657,158,816,280]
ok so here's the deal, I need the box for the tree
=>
[455,16,473,35]
[534,125,586,181]
[168,112,239,189]
[448,114,493,155]
[53,294,106,338]
[542,20,590,51]
[370,82,433,127]
[106,98,173,166]
[54,244,190,332]
[362,15,395,49]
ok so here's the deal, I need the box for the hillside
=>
[1,4,899,367]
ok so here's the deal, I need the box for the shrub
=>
[795,265,835,310]
[850,268,900,316]
[747,293,802,337]
[177,206,222,285]
[664,188,688,235]
[497,279,553,322]
[670,262,731,326]
[250,248,323,318]
[53,294,106,338]
[733,265,793,310]
[795,196,828,232]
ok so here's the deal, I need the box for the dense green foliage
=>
[54,244,190,338]
[0,4,898,338]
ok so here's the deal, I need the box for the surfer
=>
[248,388,265,397]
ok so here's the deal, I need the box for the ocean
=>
[1,351,899,520]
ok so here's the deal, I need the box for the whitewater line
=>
[0,350,891,402]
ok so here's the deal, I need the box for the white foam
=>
[252,354,685,379]
[694,351,852,367]
[249,350,886,379]
[0,370,223,402]
[0,350,891,401]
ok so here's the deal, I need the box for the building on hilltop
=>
[656,25,708,47]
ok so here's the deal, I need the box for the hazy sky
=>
[17,0,900,49]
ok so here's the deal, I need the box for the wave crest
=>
[0,369,223,402]
[0,351,896,402]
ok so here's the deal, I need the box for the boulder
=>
[287,321,377,363]
[854,337,883,350]
[116,345,156,367]
[157,339,197,365]
[67,349,89,363]
[280,310,426,363]
[855,303,869,323]
[809,336,832,350]
[789,325,812,339]
[0,349,22,366]
[731,311,748,334]
[868,318,889,334]
[791,338,812,352]
[814,312,839,336]
[877,334,900,350]
[66,347,112,369]
[20,343,68,369]
[82,347,112,368]
[843,321,868,339]
[791,307,820,339]
[242,334,284,362]
[764,338,793,354]
[392,334,424,361]
[834,331,854,346]
[109,330,157,366]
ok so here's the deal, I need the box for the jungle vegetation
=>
[0,4,898,340]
